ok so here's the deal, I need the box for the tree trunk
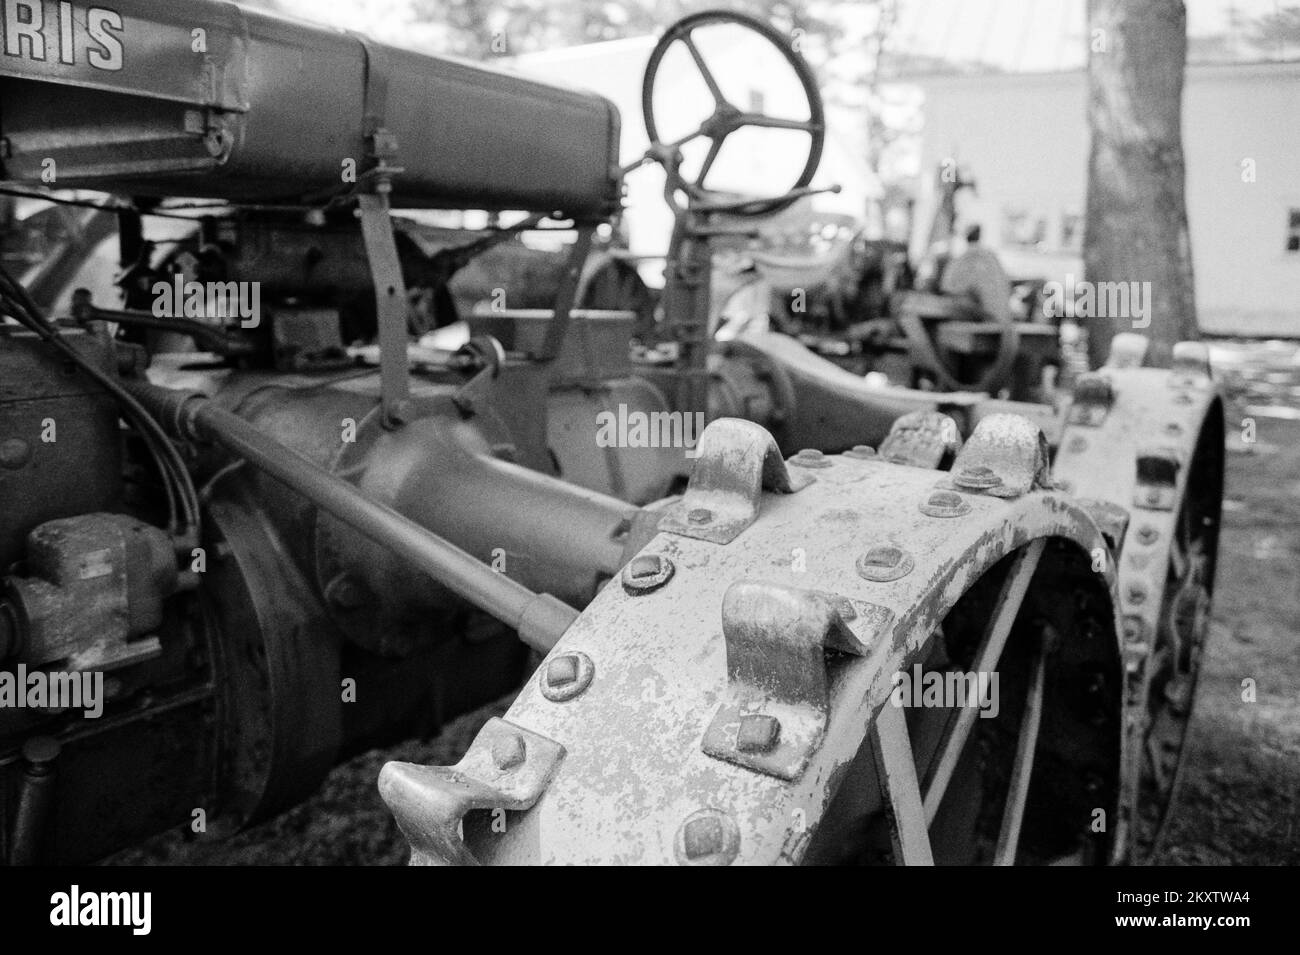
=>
[1084,0,1197,369]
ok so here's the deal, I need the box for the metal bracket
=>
[378,718,565,865]
[356,34,394,166]
[945,413,1052,499]
[878,410,962,469]
[1066,373,1114,427]
[659,418,812,544]
[702,581,891,780]
[351,34,413,429]
[358,192,412,428]
[1134,448,1181,511]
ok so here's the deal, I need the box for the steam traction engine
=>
[0,3,1221,865]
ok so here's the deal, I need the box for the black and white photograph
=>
[0,0,1294,928]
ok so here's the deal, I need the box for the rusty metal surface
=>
[877,410,962,469]
[0,0,621,216]
[1052,345,1224,858]
[385,417,1118,864]
[943,412,1052,499]
[700,581,886,780]
[969,397,1064,447]
[379,718,565,865]
[3,513,176,669]
[357,194,411,429]
[658,417,811,544]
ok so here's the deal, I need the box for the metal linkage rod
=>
[123,380,578,652]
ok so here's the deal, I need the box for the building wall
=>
[914,62,1300,337]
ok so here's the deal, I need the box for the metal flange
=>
[700,581,891,780]
[657,417,812,545]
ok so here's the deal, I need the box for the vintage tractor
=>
[0,3,1221,866]
[712,163,1070,403]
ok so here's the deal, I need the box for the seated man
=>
[939,224,1011,323]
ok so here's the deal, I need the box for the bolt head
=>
[539,651,594,702]
[682,816,725,858]
[736,714,781,754]
[954,465,1003,490]
[630,554,662,579]
[857,544,914,582]
[546,655,579,688]
[791,447,832,468]
[843,444,876,460]
[675,809,740,866]
[622,553,675,594]
[491,732,527,771]
[864,545,901,568]
[852,545,915,582]
[920,490,970,518]
[687,507,713,525]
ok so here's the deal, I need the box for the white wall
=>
[915,62,1300,337]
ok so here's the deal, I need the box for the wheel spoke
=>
[922,538,1046,823]
[666,127,704,149]
[696,136,723,186]
[871,703,934,865]
[993,633,1049,865]
[681,33,726,105]
[737,112,821,132]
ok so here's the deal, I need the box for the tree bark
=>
[1084,0,1197,369]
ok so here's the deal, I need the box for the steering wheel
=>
[641,10,825,217]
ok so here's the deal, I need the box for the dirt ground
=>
[1151,342,1300,865]
[107,342,1300,867]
